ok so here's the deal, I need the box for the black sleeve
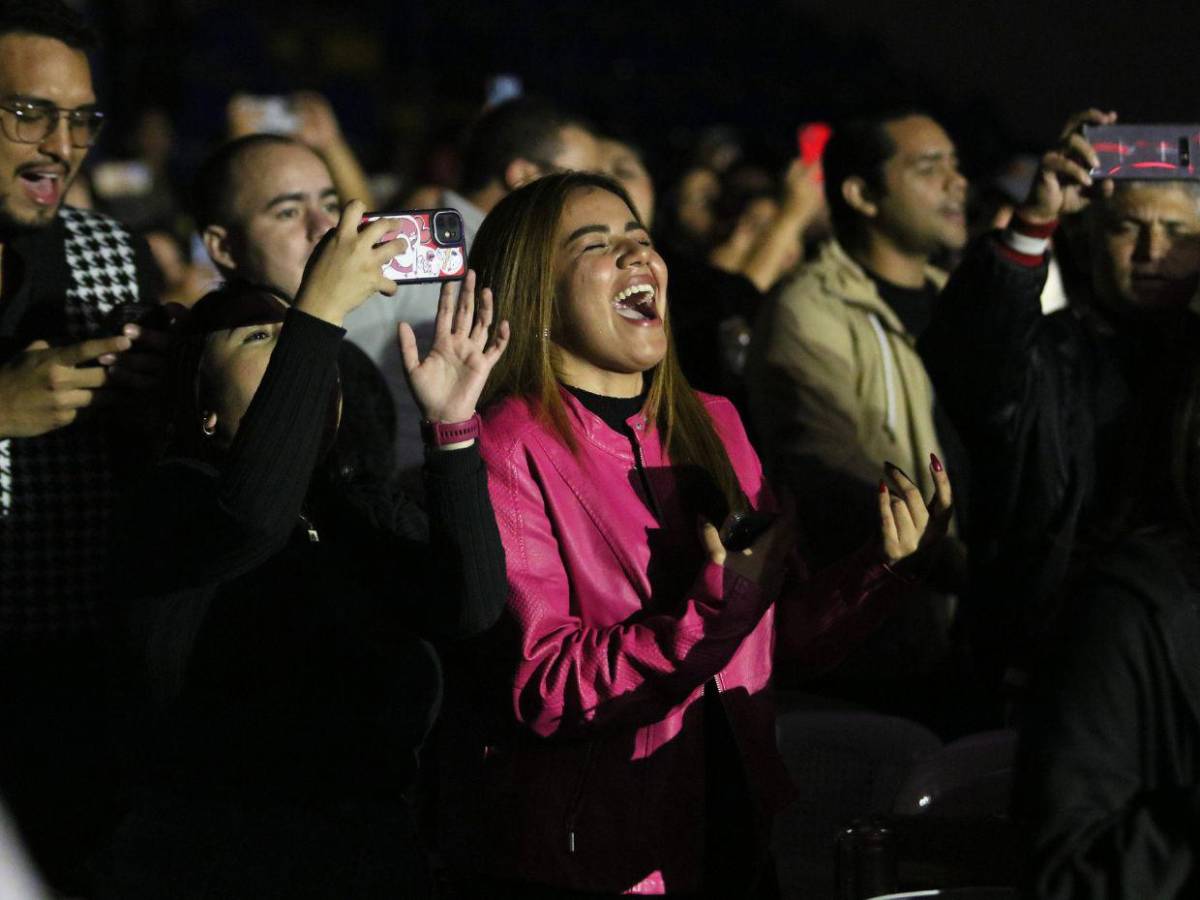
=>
[131,231,165,304]
[327,442,507,641]
[124,307,345,594]
[327,341,397,484]
[416,444,508,637]
[1016,583,1200,899]
[919,234,1099,675]
[918,233,1050,443]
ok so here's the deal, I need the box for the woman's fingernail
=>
[98,353,117,365]
[879,480,889,495]
[930,453,944,472]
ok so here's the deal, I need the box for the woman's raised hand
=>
[878,454,954,565]
[293,199,403,326]
[398,269,510,425]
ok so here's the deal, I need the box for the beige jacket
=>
[748,239,950,564]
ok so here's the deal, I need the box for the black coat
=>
[920,235,1138,686]
[1016,532,1200,899]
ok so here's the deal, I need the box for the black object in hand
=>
[720,510,777,552]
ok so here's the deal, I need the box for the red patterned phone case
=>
[362,208,468,284]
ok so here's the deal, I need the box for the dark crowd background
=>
[9,0,1200,896]
[77,0,1200,203]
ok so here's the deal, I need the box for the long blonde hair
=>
[470,171,746,521]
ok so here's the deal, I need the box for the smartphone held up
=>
[362,209,467,284]
[1084,124,1200,181]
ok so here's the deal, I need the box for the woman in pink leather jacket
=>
[437,172,952,897]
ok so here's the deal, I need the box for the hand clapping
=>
[878,454,954,565]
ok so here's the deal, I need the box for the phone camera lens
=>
[433,211,463,245]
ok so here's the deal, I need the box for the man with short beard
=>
[747,110,970,719]
[0,1,161,890]
[920,109,1200,707]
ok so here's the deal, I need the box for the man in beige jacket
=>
[748,111,969,714]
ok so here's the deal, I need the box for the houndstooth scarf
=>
[0,208,144,638]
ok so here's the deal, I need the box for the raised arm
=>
[346,271,511,639]
[292,91,377,208]
[128,202,405,590]
[919,108,1118,440]
[735,158,822,293]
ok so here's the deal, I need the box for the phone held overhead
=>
[1084,124,1200,180]
[361,209,467,284]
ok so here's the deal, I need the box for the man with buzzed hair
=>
[192,133,398,483]
[0,0,162,890]
[194,99,601,473]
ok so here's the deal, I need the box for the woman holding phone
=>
[102,202,509,898]
[438,172,952,897]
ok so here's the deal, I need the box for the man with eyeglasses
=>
[0,1,162,892]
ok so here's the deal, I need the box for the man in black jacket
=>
[920,108,1200,708]
[0,0,164,891]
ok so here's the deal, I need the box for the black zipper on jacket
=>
[298,510,320,542]
[565,740,597,854]
[628,422,664,522]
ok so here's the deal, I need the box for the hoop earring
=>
[200,414,216,437]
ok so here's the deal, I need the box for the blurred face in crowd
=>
[508,124,602,192]
[675,167,719,243]
[1090,181,1200,315]
[871,115,968,255]
[552,186,668,396]
[600,138,656,226]
[207,141,339,297]
[135,108,173,168]
[0,33,95,232]
[550,125,602,174]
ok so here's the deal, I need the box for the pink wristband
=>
[421,413,481,447]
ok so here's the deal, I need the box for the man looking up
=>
[0,0,162,890]
[341,96,601,471]
[747,111,969,719]
[920,109,1200,706]
[192,133,397,484]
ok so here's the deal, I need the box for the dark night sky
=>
[91,0,1200,181]
[794,0,1200,141]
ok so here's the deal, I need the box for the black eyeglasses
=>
[0,101,106,149]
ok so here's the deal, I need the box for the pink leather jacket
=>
[438,388,904,894]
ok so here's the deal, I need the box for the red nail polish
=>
[879,480,889,494]
[930,453,944,473]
